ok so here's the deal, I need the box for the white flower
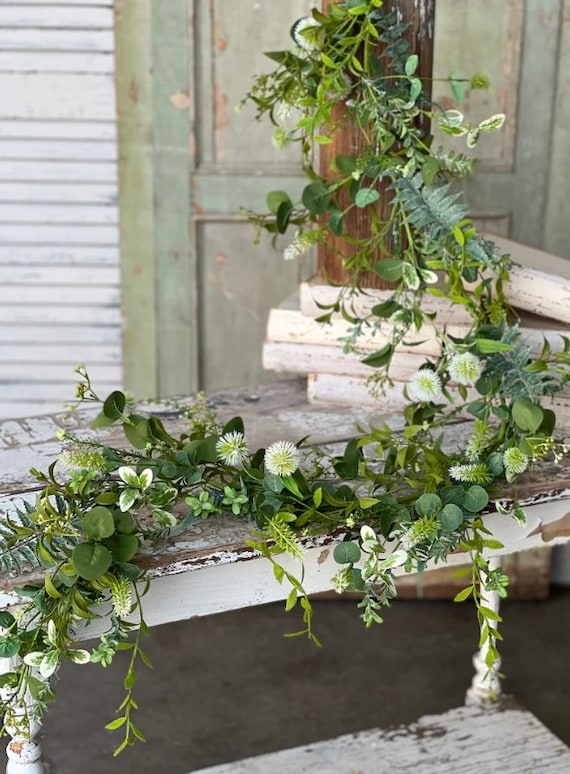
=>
[264,440,301,476]
[448,463,492,484]
[283,230,314,261]
[291,16,320,51]
[503,448,528,480]
[408,369,443,403]
[216,431,249,467]
[448,352,483,386]
[110,576,133,619]
[272,126,290,149]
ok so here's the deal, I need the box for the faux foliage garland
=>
[1,0,570,759]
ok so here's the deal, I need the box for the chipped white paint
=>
[0,0,121,420]
[190,703,570,773]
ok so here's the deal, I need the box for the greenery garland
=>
[1,0,570,759]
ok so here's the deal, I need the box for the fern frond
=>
[392,173,468,240]
[486,339,557,403]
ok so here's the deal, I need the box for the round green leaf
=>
[81,507,115,540]
[354,187,380,208]
[415,493,442,518]
[463,485,489,513]
[72,543,113,581]
[333,542,361,565]
[439,503,464,533]
[267,190,292,215]
[113,511,135,535]
[302,182,331,215]
[106,534,139,563]
[512,399,543,433]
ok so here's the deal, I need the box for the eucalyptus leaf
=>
[333,542,361,565]
[72,543,113,581]
[81,507,116,540]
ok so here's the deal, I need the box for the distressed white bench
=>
[1,379,569,773]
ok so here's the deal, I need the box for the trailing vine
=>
[1,0,569,759]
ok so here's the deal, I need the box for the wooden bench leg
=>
[0,656,45,774]
[465,556,502,705]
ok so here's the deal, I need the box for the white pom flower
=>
[264,440,301,477]
[503,448,529,480]
[216,431,249,467]
[448,352,483,386]
[291,16,320,51]
[408,369,443,403]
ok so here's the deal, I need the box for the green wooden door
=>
[116,0,569,399]
[433,0,569,258]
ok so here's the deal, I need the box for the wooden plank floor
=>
[190,701,570,773]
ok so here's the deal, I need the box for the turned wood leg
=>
[0,656,44,774]
[465,556,502,705]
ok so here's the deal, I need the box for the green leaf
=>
[72,543,113,581]
[415,493,442,518]
[102,391,127,421]
[360,343,394,368]
[302,182,331,215]
[333,542,361,565]
[475,338,512,354]
[0,635,19,658]
[405,54,419,76]
[81,506,116,540]
[453,585,473,602]
[373,258,403,282]
[371,299,401,318]
[276,200,293,233]
[114,511,135,535]
[407,78,422,105]
[267,190,292,215]
[0,611,15,629]
[105,716,127,731]
[106,534,139,563]
[463,485,489,513]
[119,488,138,513]
[439,503,464,532]
[123,419,149,449]
[328,209,344,236]
[512,399,543,433]
[354,187,380,208]
[421,156,440,187]
[335,154,357,175]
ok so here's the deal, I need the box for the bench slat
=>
[190,702,570,773]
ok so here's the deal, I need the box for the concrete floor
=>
[39,588,570,774]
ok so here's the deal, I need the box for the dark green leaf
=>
[335,154,358,175]
[302,182,331,215]
[439,503,464,532]
[333,542,361,565]
[72,543,113,581]
[360,343,394,368]
[106,534,139,563]
[373,259,403,282]
[463,485,489,513]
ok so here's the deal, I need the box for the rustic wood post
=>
[317,0,436,287]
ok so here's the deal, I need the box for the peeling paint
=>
[214,87,229,131]
[128,78,138,104]
[170,90,190,110]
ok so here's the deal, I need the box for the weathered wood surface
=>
[190,701,570,773]
[1,380,570,622]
